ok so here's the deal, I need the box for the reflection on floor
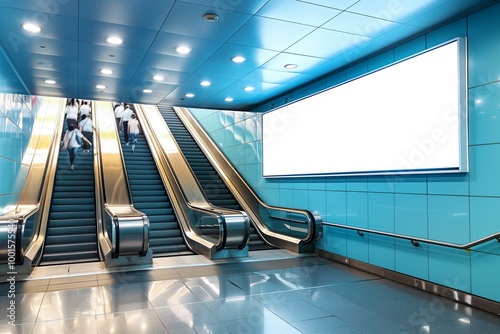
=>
[1,250,499,333]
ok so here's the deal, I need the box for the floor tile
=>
[96,309,167,333]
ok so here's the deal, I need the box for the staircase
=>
[41,142,99,265]
[157,105,271,250]
[119,114,191,257]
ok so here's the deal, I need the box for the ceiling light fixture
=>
[224,97,234,102]
[22,23,41,33]
[106,36,123,45]
[232,56,246,63]
[153,75,164,81]
[175,46,191,54]
[143,89,153,93]
[38,61,53,68]
[44,79,56,84]
[100,69,113,75]
[96,84,106,89]
[284,63,298,69]
[243,86,254,92]
[200,81,211,87]
[203,13,219,22]
[185,93,195,98]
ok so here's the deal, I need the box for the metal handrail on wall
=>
[323,221,500,249]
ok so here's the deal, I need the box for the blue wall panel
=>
[0,94,39,215]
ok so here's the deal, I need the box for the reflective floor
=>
[1,250,499,333]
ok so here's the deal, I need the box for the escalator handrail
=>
[134,104,249,256]
[173,107,323,251]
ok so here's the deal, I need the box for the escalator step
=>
[120,120,189,258]
[159,106,271,251]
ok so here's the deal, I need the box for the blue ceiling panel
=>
[133,64,191,86]
[0,48,29,94]
[261,53,330,74]
[77,60,136,82]
[194,61,256,80]
[0,0,496,110]
[141,52,206,74]
[408,0,498,28]
[229,16,316,52]
[14,54,77,74]
[205,43,279,67]
[177,0,269,15]
[256,0,341,26]
[150,32,224,59]
[297,0,360,11]
[322,11,401,37]
[79,20,157,51]
[220,80,280,96]
[160,1,252,41]
[7,38,78,57]
[79,0,175,30]
[78,43,146,66]
[0,1,78,17]
[285,27,371,59]
[347,0,450,24]
[179,74,235,92]
[243,69,302,85]
[0,7,78,45]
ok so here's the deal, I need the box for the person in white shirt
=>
[79,101,91,122]
[119,105,134,144]
[114,103,125,131]
[62,123,92,170]
[128,113,141,152]
[79,114,94,152]
[66,98,78,128]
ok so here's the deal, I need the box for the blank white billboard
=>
[262,38,468,177]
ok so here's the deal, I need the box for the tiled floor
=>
[1,250,499,333]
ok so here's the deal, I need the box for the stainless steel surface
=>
[322,221,500,250]
[93,101,150,260]
[173,107,322,253]
[0,98,65,265]
[135,104,249,259]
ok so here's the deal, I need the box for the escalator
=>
[157,105,270,251]
[40,135,99,265]
[119,108,192,257]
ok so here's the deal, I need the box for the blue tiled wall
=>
[0,94,41,215]
[189,3,500,303]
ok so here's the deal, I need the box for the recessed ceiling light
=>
[200,81,211,87]
[284,63,298,69]
[203,13,219,22]
[224,97,234,102]
[96,84,106,89]
[44,79,56,84]
[100,68,113,75]
[38,61,53,68]
[243,86,254,92]
[153,75,164,81]
[22,23,41,33]
[185,93,195,98]
[143,89,153,93]
[232,56,246,63]
[106,36,123,45]
[175,46,191,54]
